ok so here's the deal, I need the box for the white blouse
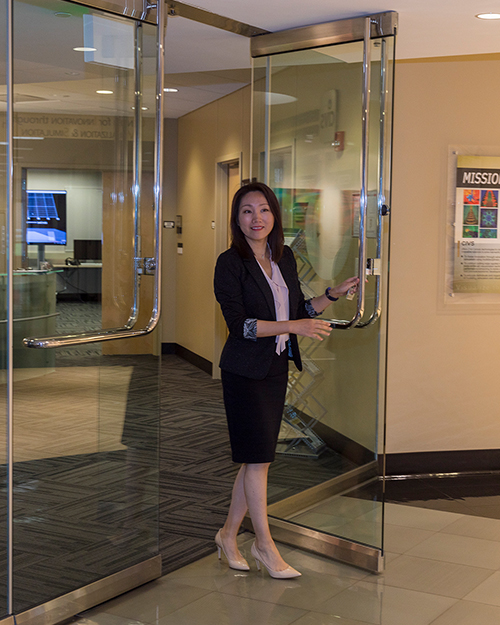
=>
[256,258,289,355]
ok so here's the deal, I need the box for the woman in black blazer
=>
[214,182,358,579]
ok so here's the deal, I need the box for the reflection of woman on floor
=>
[214,182,358,578]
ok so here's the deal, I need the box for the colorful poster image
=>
[463,225,478,238]
[463,205,478,226]
[481,189,499,207]
[454,155,500,293]
[480,208,498,228]
[464,189,480,205]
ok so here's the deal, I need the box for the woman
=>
[214,182,358,579]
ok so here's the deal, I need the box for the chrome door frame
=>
[6,0,14,613]
[66,0,158,24]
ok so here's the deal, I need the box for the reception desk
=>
[0,270,58,368]
[53,263,102,300]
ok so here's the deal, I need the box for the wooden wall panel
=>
[102,171,158,355]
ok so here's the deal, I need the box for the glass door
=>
[2,0,163,618]
[251,13,396,571]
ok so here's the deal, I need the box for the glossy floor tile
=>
[429,600,500,625]
[72,501,500,625]
[406,532,500,569]
[463,570,500,605]
[381,554,492,598]
[313,580,456,625]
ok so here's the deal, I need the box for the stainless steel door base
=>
[267,517,383,573]
[12,555,161,625]
[243,463,383,573]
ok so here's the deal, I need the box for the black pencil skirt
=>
[221,349,289,464]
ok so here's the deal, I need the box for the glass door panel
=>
[252,26,394,563]
[10,0,160,612]
[0,0,8,616]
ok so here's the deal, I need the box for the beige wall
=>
[174,53,500,457]
[175,64,382,450]
[161,118,178,344]
[386,54,500,454]
[175,87,250,362]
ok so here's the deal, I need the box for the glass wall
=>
[0,0,161,615]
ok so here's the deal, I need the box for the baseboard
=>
[173,344,213,376]
[161,343,175,355]
[384,449,500,476]
[313,421,375,466]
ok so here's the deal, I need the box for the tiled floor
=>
[72,499,500,625]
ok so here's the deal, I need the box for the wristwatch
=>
[325,287,338,302]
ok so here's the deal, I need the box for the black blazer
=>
[214,245,311,380]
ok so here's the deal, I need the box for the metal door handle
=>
[356,36,391,329]
[24,2,165,349]
[325,17,371,330]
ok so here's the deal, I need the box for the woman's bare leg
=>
[219,464,249,561]
[243,462,290,571]
[221,462,293,571]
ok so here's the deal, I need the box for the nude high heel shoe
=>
[251,542,301,579]
[215,529,250,571]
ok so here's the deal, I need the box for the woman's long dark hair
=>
[230,182,284,263]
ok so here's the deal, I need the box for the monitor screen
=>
[74,239,102,261]
[26,190,67,245]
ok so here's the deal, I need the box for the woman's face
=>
[237,191,275,246]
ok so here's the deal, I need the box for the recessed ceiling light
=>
[476,13,500,19]
[73,47,97,52]
[131,106,149,110]
[164,88,179,93]
[65,71,80,76]
[54,12,71,18]
[96,90,113,95]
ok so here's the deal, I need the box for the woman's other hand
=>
[292,318,332,340]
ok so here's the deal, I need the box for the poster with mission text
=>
[454,155,500,293]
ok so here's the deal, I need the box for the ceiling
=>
[182,0,500,60]
[164,0,500,116]
[3,0,500,119]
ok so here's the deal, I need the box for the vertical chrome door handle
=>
[356,35,391,329]
[327,17,371,330]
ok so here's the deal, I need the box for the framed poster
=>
[454,155,500,294]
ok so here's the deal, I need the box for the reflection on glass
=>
[253,38,394,551]
[10,0,159,612]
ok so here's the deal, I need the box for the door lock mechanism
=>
[135,257,156,275]
[366,258,382,276]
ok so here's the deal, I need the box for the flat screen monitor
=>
[26,190,67,245]
[74,239,102,261]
